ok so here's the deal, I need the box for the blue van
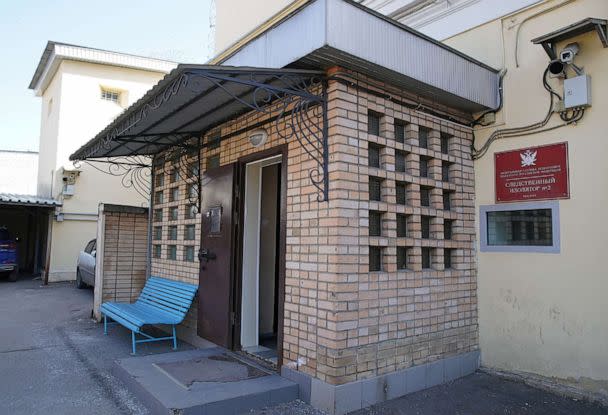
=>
[0,227,18,282]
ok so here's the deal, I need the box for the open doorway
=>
[240,155,282,365]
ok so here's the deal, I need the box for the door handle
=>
[198,248,217,262]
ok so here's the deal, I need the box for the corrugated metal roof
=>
[0,193,61,208]
[220,0,500,112]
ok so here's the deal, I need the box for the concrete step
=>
[112,347,299,415]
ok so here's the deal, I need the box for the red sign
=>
[495,142,569,203]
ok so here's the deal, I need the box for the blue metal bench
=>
[100,276,198,354]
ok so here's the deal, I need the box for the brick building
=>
[71,1,499,413]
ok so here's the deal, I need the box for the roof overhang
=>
[29,41,178,96]
[214,0,500,112]
[69,65,325,161]
[0,194,61,208]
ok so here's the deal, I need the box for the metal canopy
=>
[70,64,329,201]
[532,17,608,60]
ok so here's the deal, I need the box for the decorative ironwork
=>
[71,67,329,202]
[73,156,152,199]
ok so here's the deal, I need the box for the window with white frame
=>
[480,201,560,253]
[101,88,121,103]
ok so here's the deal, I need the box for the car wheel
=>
[7,268,18,282]
[76,269,86,289]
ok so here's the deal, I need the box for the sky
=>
[0,0,212,152]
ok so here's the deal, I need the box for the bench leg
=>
[104,314,108,335]
[172,325,177,350]
[131,331,137,355]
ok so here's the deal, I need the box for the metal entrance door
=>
[197,163,237,348]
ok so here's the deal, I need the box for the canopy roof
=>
[70,65,324,161]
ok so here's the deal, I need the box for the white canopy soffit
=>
[215,0,500,113]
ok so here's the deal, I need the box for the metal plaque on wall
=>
[495,142,569,203]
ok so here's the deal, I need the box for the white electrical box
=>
[63,184,75,196]
[564,75,591,109]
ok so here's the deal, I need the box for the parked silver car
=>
[76,239,96,288]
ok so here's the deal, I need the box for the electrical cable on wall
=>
[471,62,585,160]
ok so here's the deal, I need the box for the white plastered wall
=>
[443,0,608,394]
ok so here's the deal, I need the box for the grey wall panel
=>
[223,0,327,68]
[221,0,499,111]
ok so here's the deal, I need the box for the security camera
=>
[548,59,565,75]
[560,42,579,64]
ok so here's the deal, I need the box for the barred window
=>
[167,245,177,260]
[394,120,406,144]
[397,247,408,270]
[185,204,197,219]
[184,246,195,262]
[419,157,429,178]
[153,209,163,222]
[442,162,451,182]
[154,190,164,205]
[185,224,196,240]
[420,186,431,207]
[369,211,382,237]
[444,248,453,269]
[444,219,453,240]
[369,246,382,272]
[481,203,559,253]
[421,247,431,269]
[186,183,198,200]
[368,144,381,168]
[101,88,120,103]
[367,111,381,136]
[369,177,383,201]
[487,209,553,246]
[207,155,220,170]
[169,187,179,203]
[418,127,430,149]
[395,151,407,173]
[153,244,161,259]
[189,162,200,177]
[396,181,407,205]
[396,214,408,237]
[170,168,179,183]
[421,215,431,239]
[208,133,221,150]
[443,191,452,211]
[440,132,451,154]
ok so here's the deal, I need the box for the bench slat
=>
[101,276,197,332]
[139,287,193,304]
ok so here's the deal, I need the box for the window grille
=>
[368,144,381,168]
[101,89,120,103]
[421,216,431,239]
[167,245,177,260]
[185,224,195,240]
[396,182,407,205]
[369,211,382,236]
[421,247,431,269]
[394,120,406,144]
[368,111,381,136]
[419,127,430,149]
[369,177,383,201]
[395,151,406,173]
[397,214,408,237]
[369,246,382,272]
[397,247,408,270]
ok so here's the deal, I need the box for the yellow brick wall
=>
[148,70,477,384]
